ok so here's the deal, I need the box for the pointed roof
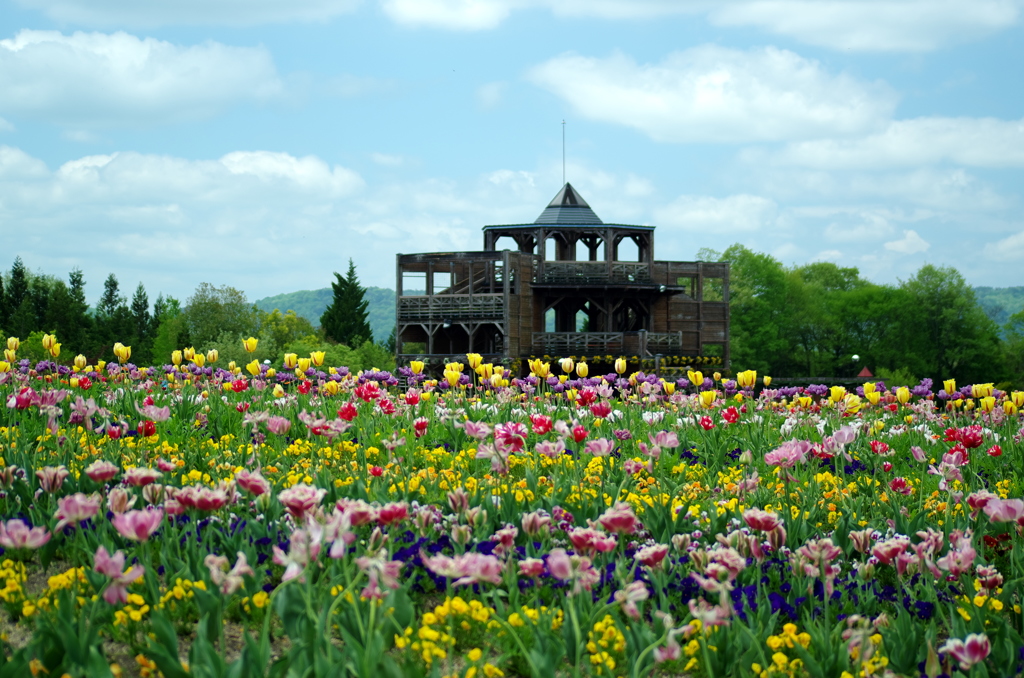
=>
[534,183,603,225]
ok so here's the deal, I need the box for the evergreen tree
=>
[131,282,153,364]
[0,273,7,331]
[8,258,28,315]
[321,260,372,346]
[66,269,94,357]
[96,274,132,349]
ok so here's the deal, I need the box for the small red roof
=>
[857,367,873,378]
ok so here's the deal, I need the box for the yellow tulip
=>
[228,360,237,371]
[266,368,276,379]
[844,394,862,414]
[193,354,205,368]
[96,360,106,373]
[323,380,339,395]
[42,334,56,351]
[74,354,87,370]
[447,361,465,373]
[272,384,286,398]
[576,362,588,378]
[410,360,425,375]
[283,353,298,369]
[662,380,675,395]
[1012,391,1024,408]
[797,396,812,408]
[183,347,196,361]
[762,376,772,387]
[698,390,716,408]
[171,350,182,366]
[713,371,721,382]
[493,366,505,378]
[466,353,483,370]
[0,361,9,373]
[972,383,994,398]
[246,360,261,376]
[964,399,975,411]
[865,391,881,406]
[476,363,494,380]
[310,351,325,367]
[980,396,996,413]
[614,358,627,375]
[828,386,847,403]
[687,370,703,386]
[444,368,461,387]
[943,379,957,395]
[895,387,911,405]
[863,382,876,395]
[49,343,61,358]
[297,358,311,373]
[5,337,18,352]
[222,382,233,392]
[206,349,219,364]
[560,357,574,374]
[243,337,259,353]
[532,361,551,379]
[1004,401,1019,416]
[70,376,79,388]
[736,370,756,389]
[3,349,14,363]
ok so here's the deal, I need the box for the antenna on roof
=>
[562,119,566,185]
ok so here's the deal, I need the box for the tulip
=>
[863,381,876,395]
[1005,401,1019,416]
[246,359,261,376]
[865,391,881,406]
[762,375,772,387]
[1012,391,1024,408]
[895,386,911,404]
[183,347,196,361]
[49,342,61,358]
[283,353,298,369]
[0,361,8,373]
[980,396,996,413]
[42,333,57,351]
[466,353,483,370]
[272,384,286,398]
[94,546,145,605]
[614,358,627,375]
[74,354,87,370]
[662,380,675,395]
[5,337,18,352]
[243,336,259,353]
[206,349,219,364]
[444,368,461,387]
[409,360,424,374]
[171,350,182,365]
[0,520,51,550]
[193,353,206,367]
[266,368,276,379]
[829,385,847,403]
[310,351,325,367]
[112,508,164,542]
[943,378,956,394]
[698,390,716,408]
[559,357,574,373]
[323,380,339,395]
[687,370,703,386]
[736,369,756,389]
[297,357,311,373]
[2,349,14,362]
[575,361,588,378]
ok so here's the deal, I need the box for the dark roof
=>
[534,183,603,225]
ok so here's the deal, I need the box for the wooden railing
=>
[398,294,505,320]
[531,331,682,356]
[537,262,651,284]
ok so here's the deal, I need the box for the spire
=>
[534,183,603,224]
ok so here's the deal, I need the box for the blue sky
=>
[1,0,1022,304]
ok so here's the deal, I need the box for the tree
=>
[0,273,7,331]
[183,283,260,350]
[96,274,132,349]
[719,244,793,374]
[321,260,372,346]
[130,283,153,364]
[7,258,28,314]
[66,269,94,357]
[152,296,187,364]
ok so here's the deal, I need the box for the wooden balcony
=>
[531,331,684,357]
[397,294,505,320]
[536,262,651,285]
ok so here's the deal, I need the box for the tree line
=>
[710,244,1022,388]
[0,257,393,372]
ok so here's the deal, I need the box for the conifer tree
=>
[320,259,372,346]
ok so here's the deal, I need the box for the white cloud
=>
[381,0,513,29]
[0,30,283,127]
[476,81,506,109]
[371,152,407,166]
[884,229,930,254]
[0,118,13,132]
[769,117,1024,169]
[654,194,777,232]
[15,0,361,27]
[529,47,896,143]
[984,230,1024,262]
[812,249,844,262]
[375,0,1021,51]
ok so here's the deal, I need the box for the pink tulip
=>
[236,469,271,496]
[0,519,51,550]
[85,460,120,483]
[94,545,145,605]
[614,580,649,620]
[124,467,162,487]
[634,543,670,569]
[35,465,69,493]
[420,551,503,587]
[743,508,783,533]
[54,493,101,531]
[597,502,638,535]
[205,552,254,595]
[518,558,545,578]
[940,634,991,671]
[107,487,137,515]
[111,508,164,542]
[583,438,616,457]
[278,484,326,522]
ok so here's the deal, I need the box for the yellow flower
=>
[171,350,183,366]
[246,360,261,376]
[297,357,311,373]
[614,358,627,375]
[74,354,88,370]
[410,360,424,374]
[283,353,298,369]
[736,369,757,389]
[687,370,703,385]
[5,337,19,352]
[243,337,259,353]
[42,333,57,351]
[310,351,325,367]
[896,386,911,404]
[466,353,483,370]
[576,362,588,378]
[698,391,716,408]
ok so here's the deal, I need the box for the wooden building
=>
[395,183,729,373]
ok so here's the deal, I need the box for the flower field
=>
[1,338,1024,678]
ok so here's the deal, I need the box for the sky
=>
[1,0,1023,306]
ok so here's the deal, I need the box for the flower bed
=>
[1,343,1023,677]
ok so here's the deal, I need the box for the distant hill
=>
[254,287,398,344]
[975,286,1024,327]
